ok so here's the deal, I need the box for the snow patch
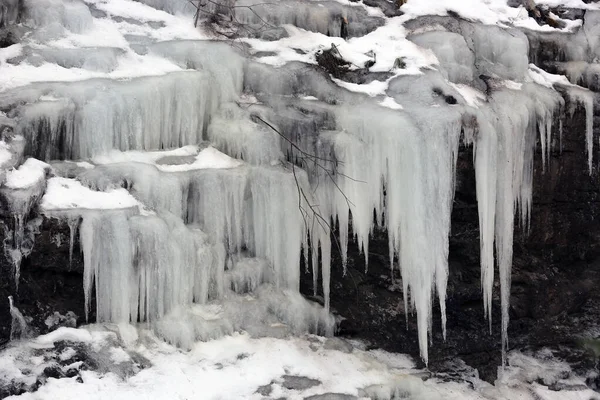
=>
[41,177,141,210]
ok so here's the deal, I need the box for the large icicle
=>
[565,86,596,173]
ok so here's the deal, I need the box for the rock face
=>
[1,0,600,385]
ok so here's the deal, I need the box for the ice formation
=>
[0,0,597,366]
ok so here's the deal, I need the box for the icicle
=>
[320,228,332,311]
[311,232,319,297]
[67,216,79,268]
[8,296,29,341]
[567,87,595,173]
[473,117,498,331]
[11,214,24,292]
[477,84,561,366]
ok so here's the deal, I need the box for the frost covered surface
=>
[2,326,596,400]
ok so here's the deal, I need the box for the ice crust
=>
[0,0,597,366]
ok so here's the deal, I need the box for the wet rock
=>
[343,70,393,85]
[548,382,589,391]
[323,337,353,353]
[316,45,351,79]
[0,216,88,342]
[42,365,64,380]
[281,375,321,391]
[254,51,279,58]
[362,0,403,18]
[257,27,289,41]
[45,311,78,331]
[411,371,432,381]
[304,394,358,400]
[256,383,273,396]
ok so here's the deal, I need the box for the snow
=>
[41,177,141,210]
[35,327,94,345]
[0,140,12,165]
[159,147,243,171]
[401,0,593,32]
[4,158,49,189]
[528,65,571,88]
[379,96,404,110]
[0,0,206,92]
[0,44,23,64]
[242,17,436,96]
[332,77,391,96]
[3,327,597,400]
[535,0,600,9]
[449,83,485,108]
[93,146,243,171]
[109,348,131,364]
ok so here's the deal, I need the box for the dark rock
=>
[316,45,351,79]
[281,375,321,391]
[258,27,289,42]
[362,0,403,18]
[304,394,358,400]
[253,51,279,58]
[64,368,79,378]
[0,29,16,48]
[549,382,589,391]
[42,365,64,380]
[343,70,393,85]
[147,21,165,29]
[0,216,88,343]
[256,383,273,396]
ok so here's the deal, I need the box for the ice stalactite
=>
[24,0,94,35]
[69,207,225,323]
[8,296,29,341]
[67,216,79,267]
[474,84,562,365]
[471,116,497,332]
[565,87,595,173]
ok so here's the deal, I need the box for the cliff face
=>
[1,0,600,385]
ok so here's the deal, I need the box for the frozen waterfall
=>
[0,0,597,366]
